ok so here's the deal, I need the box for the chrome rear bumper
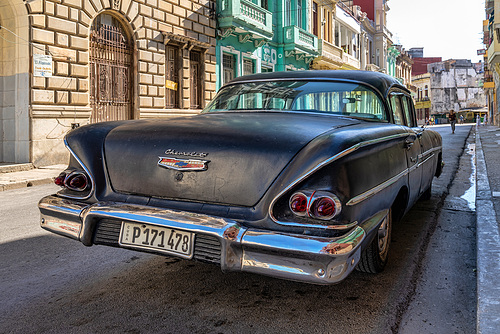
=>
[39,195,372,284]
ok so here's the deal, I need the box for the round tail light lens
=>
[289,193,308,216]
[64,173,89,192]
[311,197,336,219]
[54,173,67,187]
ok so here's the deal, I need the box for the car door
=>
[389,92,423,206]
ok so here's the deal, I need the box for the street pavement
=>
[0,124,499,333]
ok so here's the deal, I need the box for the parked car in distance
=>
[39,70,442,284]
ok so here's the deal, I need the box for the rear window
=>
[203,81,388,122]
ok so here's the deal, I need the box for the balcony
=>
[376,24,393,39]
[283,25,319,57]
[415,100,432,109]
[488,32,500,65]
[484,81,495,88]
[315,40,343,67]
[365,63,381,72]
[218,0,273,41]
[342,52,360,69]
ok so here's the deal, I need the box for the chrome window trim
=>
[345,169,409,206]
[56,137,96,200]
[270,133,409,227]
[417,153,435,168]
[419,146,441,159]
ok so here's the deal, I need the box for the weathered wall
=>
[429,60,486,114]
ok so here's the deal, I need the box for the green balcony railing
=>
[240,1,265,25]
[218,0,273,39]
[283,25,318,55]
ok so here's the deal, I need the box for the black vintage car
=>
[39,70,442,284]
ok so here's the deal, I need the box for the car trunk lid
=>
[104,112,354,207]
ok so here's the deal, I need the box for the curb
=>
[0,164,66,192]
[475,127,500,334]
[0,177,56,192]
[0,163,34,173]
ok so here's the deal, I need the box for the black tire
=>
[435,155,443,177]
[356,208,392,274]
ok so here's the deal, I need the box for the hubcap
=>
[377,216,389,254]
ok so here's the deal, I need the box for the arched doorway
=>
[89,13,133,123]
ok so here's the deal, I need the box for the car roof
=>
[227,70,409,97]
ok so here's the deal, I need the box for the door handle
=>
[404,139,414,150]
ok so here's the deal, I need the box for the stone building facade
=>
[394,45,412,86]
[0,0,216,166]
[429,59,486,114]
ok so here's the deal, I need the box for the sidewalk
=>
[0,163,66,191]
[475,124,500,334]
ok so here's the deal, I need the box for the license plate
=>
[119,222,193,258]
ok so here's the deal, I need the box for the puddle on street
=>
[460,143,476,211]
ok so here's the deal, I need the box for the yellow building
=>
[412,73,432,125]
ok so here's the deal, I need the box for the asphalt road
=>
[0,124,476,334]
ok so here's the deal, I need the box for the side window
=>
[389,94,405,125]
[401,96,415,127]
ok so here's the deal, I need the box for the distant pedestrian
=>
[476,114,481,127]
[459,115,464,124]
[449,110,457,134]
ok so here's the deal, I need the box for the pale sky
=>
[387,0,485,63]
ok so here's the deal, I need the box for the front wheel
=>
[356,208,392,273]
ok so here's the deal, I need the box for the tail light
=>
[310,197,337,220]
[54,173,66,187]
[54,171,90,192]
[289,193,308,216]
[289,190,342,221]
[65,172,89,191]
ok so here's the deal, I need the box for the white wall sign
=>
[33,54,53,77]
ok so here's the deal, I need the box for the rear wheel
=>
[356,208,392,273]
